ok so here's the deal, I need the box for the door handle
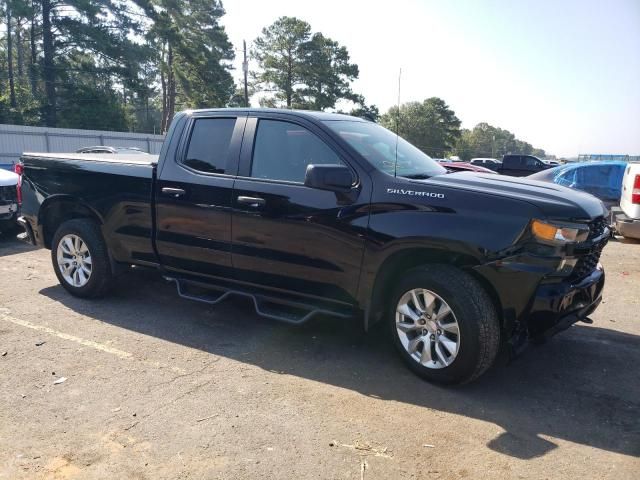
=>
[162,187,186,198]
[237,196,266,208]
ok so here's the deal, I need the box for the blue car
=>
[529,161,627,208]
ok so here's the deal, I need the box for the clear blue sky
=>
[222,0,640,157]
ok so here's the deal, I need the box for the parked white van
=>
[616,163,640,239]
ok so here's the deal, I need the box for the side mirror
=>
[304,164,353,192]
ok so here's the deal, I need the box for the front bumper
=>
[528,265,605,339]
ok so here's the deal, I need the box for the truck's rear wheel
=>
[389,265,500,384]
[51,219,113,298]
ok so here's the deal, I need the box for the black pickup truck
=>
[17,109,609,384]
[498,154,552,176]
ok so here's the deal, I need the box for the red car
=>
[439,161,498,174]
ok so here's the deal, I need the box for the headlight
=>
[531,219,589,244]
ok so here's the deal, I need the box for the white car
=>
[0,168,19,233]
[615,163,640,239]
[470,158,502,171]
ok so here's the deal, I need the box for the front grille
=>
[0,185,17,202]
[571,246,604,280]
[587,216,607,240]
[570,217,608,281]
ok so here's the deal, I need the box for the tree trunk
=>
[160,71,167,130]
[16,23,24,80]
[160,45,168,131]
[145,95,150,132]
[316,82,322,110]
[29,10,38,97]
[6,4,17,109]
[286,48,292,108]
[163,44,176,133]
[42,0,57,126]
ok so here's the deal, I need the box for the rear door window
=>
[183,118,237,174]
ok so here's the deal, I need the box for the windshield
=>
[323,120,447,178]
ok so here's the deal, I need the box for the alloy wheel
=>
[56,234,93,287]
[395,288,461,369]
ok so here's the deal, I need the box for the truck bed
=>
[19,152,158,266]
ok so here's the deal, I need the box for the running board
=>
[165,277,354,325]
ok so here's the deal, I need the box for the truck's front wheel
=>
[51,219,113,298]
[389,265,500,384]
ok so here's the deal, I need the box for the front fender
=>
[358,235,490,331]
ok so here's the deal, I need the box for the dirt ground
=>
[0,232,638,480]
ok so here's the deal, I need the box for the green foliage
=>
[138,0,235,123]
[453,123,546,160]
[56,82,128,131]
[0,0,235,132]
[251,16,311,108]
[171,0,235,109]
[0,4,550,157]
[531,147,546,158]
[380,98,462,157]
[348,103,380,122]
[296,33,360,110]
[251,16,361,110]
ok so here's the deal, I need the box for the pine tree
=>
[251,16,362,111]
[135,0,235,132]
[251,16,311,108]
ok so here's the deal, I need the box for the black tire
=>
[51,219,113,298]
[388,264,500,384]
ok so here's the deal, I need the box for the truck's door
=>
[155,113,246,278]
[230,114,370,304]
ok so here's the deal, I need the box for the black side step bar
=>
[165,277,353,325]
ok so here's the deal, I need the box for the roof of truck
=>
[187,108,367,122]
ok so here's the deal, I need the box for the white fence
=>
[0,124,165,168]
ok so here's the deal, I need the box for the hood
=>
[427,172,606,221]
[0,168,18,187]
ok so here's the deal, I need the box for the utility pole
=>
[242,40,249,107]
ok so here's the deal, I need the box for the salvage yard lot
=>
[1,235,639,479]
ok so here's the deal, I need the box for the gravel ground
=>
[0,233,639,479]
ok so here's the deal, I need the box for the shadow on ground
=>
[34,265,640,462]
[0,229,35,257]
